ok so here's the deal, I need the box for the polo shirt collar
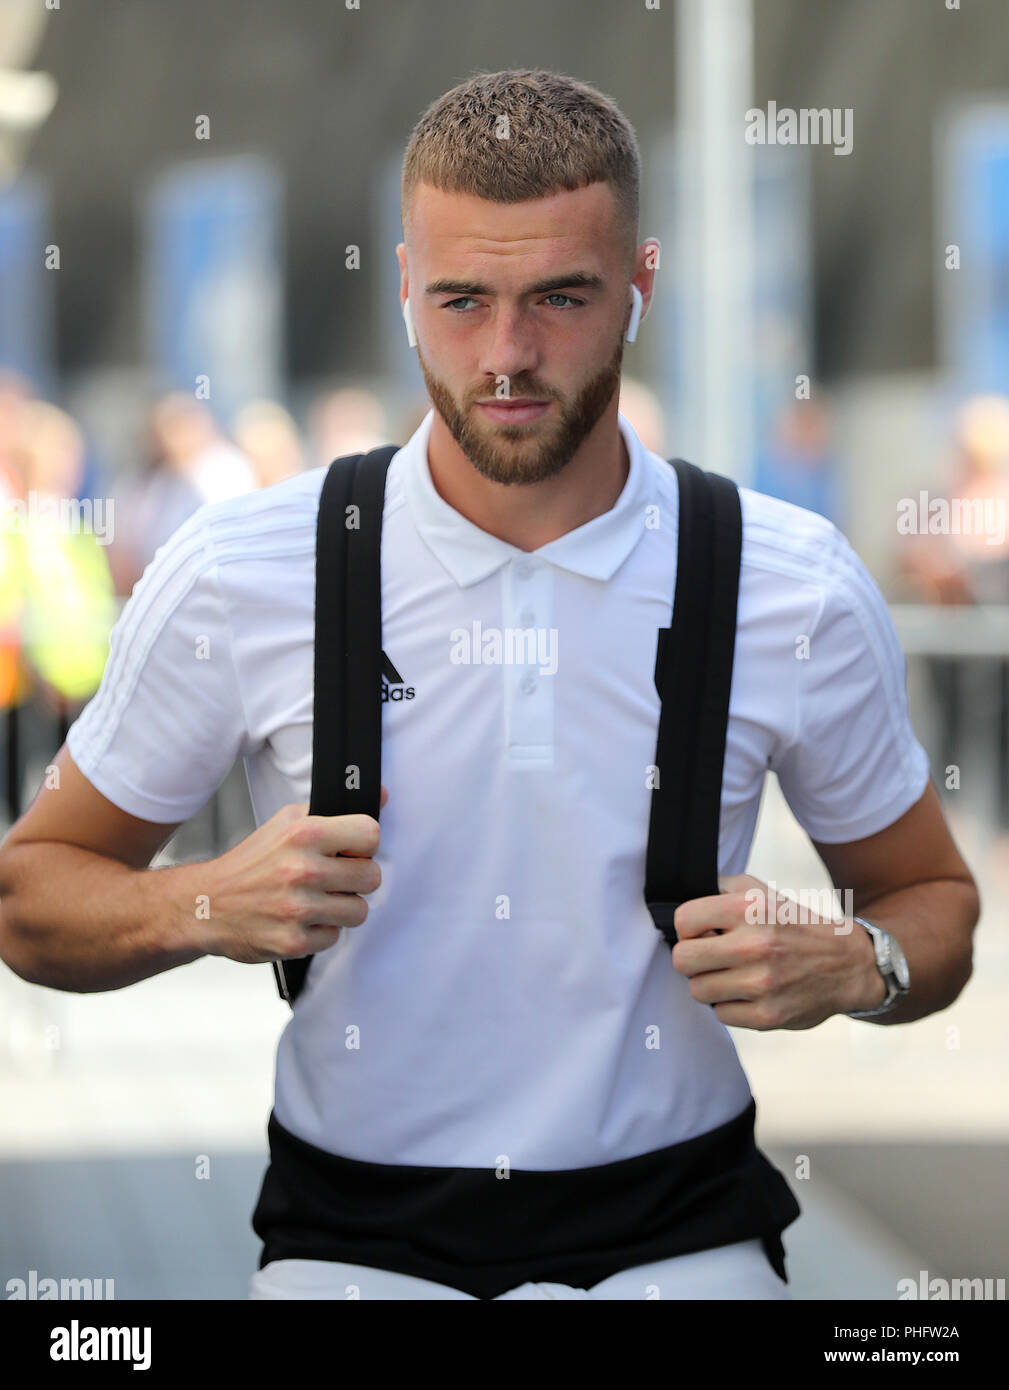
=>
[400,407,652,588]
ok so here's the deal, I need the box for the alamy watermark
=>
[7,1268,115,1299]
[897,1269,1006,1300]
[50,1321,151,1371]
[449,621,558,676]
[1,491,115,545]
[897,492,1006,546]
[745,101,853,157]
[743,881,854,933]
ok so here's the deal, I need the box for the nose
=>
[477,304,540,383]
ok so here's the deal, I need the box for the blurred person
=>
[14,400,117,712]
[755,395,840,525]
[0,368,33,496]
[0,511,23,711]
[0,370,31,709]
[232,399,305,489]
[900,394,1009,603]
[0,70,979,1305]
[899,394,1009,831]
[109,393,257,594]
[306,386,389,466]
[17,396,84,498]
[107,405,204,595]
[152,392,257,505]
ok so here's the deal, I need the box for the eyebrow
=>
[424,271,605,296]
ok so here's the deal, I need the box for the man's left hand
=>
[670,873,886,1030]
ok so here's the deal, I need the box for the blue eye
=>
[440,293,584,313]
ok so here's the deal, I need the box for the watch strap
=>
[846,916,906,1019]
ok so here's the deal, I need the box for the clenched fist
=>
[198,787,388,966]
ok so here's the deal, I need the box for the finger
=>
[677,917,785,977]
[710,1000,777,1031]
[300,890,370,930]
[717,873,766,895]
[380,784,389,809]
[297,813,381,858]
[671,934,739,977]
[685,966,761,1005]
[674,892,749,940]
[297,925,345,954]
[312,854,381,895]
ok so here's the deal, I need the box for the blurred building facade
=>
[11,0,1008,381]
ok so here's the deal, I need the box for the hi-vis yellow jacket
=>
[0,492,117,707]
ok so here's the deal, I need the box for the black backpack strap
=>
[645,458,743,948]
[273,444,399,1005]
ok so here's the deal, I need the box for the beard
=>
[418,331,625,486]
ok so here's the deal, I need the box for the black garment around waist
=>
[252,1098,801,1298]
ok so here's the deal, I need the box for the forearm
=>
[0,841,210,992]
[844,875,978,1025]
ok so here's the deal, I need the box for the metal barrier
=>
[4,697,71,826]
[891,604,1009,827]
[889,604,1009,657]
[2,697,231,857]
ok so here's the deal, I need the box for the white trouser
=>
[249,1237,791,1300]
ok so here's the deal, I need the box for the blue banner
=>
[142,155,284,425]
[0,173,54,394]
[939,102,1009,394]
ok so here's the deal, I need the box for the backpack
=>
[273,444,742,1006]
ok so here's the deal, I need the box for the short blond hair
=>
[401,69,640,258]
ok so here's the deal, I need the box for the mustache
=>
[463,378,563,406]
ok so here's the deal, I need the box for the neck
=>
[425,397,629,552]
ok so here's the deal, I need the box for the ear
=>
[627,237,661,341]
[395,243,416,348]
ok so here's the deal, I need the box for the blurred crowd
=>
[0,372,421,815]
[0,369,118,720]
[2,363,1008,832]
[895,393,1009,832]
[896,394,1009,608]
[755,388,1009,834]
[0,372,661,728]
[0,369,674,612]
[108,384,410,594]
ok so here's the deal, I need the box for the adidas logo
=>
[381,650,415,702]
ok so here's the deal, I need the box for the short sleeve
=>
[66,507,250,824]
[771,527,931,843]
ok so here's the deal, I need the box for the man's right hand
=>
[199,790,387,966]
[0,745,390,993]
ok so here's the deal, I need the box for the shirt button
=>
[519,673,537,695]
[515,560,535,580]
[518,608,535,626]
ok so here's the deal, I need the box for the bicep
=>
[812,779,975,908]
[1,746,181,870]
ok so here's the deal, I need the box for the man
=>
[0,70,978,1301]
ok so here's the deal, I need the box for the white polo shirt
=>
[67,408,930,1172]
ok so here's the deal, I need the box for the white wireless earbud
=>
[626,283,644,343]
[402,297,417,349]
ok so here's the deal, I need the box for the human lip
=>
[475,399,552,423]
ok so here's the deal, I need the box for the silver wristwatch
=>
[846,916,910,1018]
